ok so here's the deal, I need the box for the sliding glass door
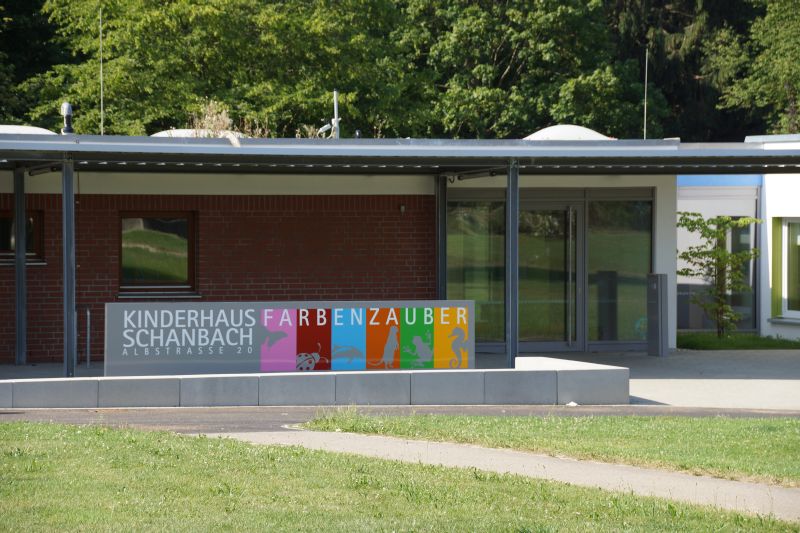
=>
[519,203,583,350]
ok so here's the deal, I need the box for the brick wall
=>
[0,193,437,363]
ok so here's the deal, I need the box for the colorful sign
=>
[105,301,474,376]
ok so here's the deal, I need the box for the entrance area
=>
[447,189,653,352]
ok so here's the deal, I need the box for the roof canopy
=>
[2,134,800,175]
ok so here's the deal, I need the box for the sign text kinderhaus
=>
[105,300,474,376]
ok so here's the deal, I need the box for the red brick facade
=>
[0,193,437,363]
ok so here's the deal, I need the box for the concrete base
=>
[515,357,630,405]
[0,358,628,408]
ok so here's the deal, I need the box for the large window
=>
[447,201,505,342]
[783,219,800,318]
[587,200,652,342]
[0,211,43,263]
[120,213,195,292]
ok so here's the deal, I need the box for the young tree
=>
[677,212,760,338]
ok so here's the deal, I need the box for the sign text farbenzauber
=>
[104,301,474,376]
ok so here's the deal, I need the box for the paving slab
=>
[216,429,800,523]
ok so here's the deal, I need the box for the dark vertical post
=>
[62,156,76,377]
[505,159,519,368]
[14,167,27,365]
[436,175,448,300]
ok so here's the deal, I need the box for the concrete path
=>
[567,350,800,410]
[215,428,800,523]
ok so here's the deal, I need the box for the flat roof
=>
[2,134,800,175]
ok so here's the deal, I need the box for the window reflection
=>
[447,202,505,342]
[121,216,190,285]
[587,201,652,341]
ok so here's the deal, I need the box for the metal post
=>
[505,159,519,368]
[85,307,91,368]
[14,167,27,365]
[62,157,76,377]
[436,175,448,300]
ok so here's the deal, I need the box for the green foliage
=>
[0,0,793,139]
[677,212,761,338]
[403,0,654,138]
[710,0,800,133]
[677,331,800,350]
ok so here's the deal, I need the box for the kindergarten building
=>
[2,125,800,373]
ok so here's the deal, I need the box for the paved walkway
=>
[215,428,800,523]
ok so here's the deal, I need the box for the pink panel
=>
[260,308,297,372]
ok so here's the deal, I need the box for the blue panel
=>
[677,174,762,187]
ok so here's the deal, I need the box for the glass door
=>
[519,203,583,351]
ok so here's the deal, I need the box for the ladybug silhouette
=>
[296,343,329,371]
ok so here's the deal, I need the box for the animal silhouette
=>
[368,325,399,368]
[402,333,433,368]
[449,327,468,368]
[296,342,329,371]
[263,327,288,347]
[332,344,364,364]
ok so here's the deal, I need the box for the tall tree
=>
[401,0,661,139]
[24,0,419,136]
[706,0,800,134]
[605,0,763,141]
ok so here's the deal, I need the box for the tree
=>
[23,0,416,136]
[677,212,760,338]
[397,0,663,139]
[705,0,800,133]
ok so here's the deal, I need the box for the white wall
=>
[676,186,759,286]
[760,173,800,339]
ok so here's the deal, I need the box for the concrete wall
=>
[0,363,629,408]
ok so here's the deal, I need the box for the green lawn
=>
[677,331,800,350]
[1,423,796,532]
[307,412,800,487]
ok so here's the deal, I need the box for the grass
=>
[1,422,795,532]
[307,412,800,487]
[677,331,800,350]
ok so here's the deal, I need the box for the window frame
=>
[782,218,800,318]
[118,211,196,294]
[0,210,45,264]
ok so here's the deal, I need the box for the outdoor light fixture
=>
[60,102,74,134]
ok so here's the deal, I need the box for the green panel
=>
[771,218,783,317]
[400,308,434,369]
[788,222,800,311]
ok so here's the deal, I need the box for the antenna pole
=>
[643,47,648,140]
[333,89,340,139]
[100,7,104,135]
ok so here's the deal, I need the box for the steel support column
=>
[505,159,519,368]
[14,167,26,365]
[62,156,76,377]
[435,175,448,300]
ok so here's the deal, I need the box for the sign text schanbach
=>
[105,301,474,376]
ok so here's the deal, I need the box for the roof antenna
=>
[643,47,648,140]
[99,7,104,135]
[60,102,74,134]
[332,89,340,139]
